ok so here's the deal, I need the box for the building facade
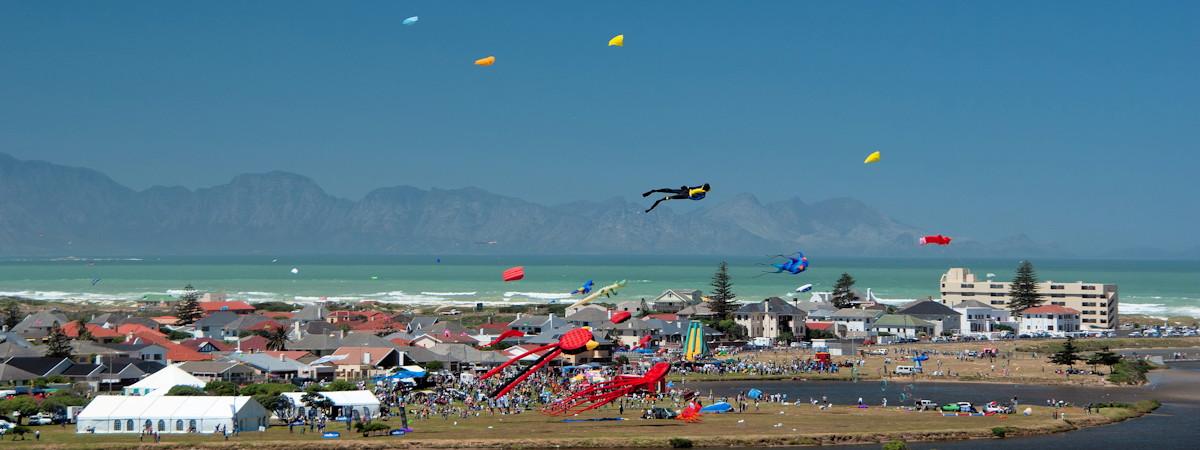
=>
[939,268,1117,330]
[1019,305,1082,335]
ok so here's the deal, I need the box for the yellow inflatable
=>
[474,56,496,66]
[864,151,881,164]
[608,34,624,47]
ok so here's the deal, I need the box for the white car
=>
[28,413,54,425]
[0,420,13,435]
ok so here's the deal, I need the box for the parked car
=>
[916,399,938,410]
[956,402,976,413]
[27,413,55,425]
[0,419,13,435]
[940,403,960,412]
[643,407,677,419]
[893,365,917,375]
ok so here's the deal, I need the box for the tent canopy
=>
[124,364,206,396]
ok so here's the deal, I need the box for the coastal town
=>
[1,265,1195,448]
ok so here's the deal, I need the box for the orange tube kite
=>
[474,56,496,66]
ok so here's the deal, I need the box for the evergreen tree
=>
[173,284,204,326]
[44,323,73,358]
[1008,260,1043,316]
[2,302,21,330]
[830,273,860,309]
[708,261,737,320]
[75,320,94,341]
[1086,347,1123,374]
[1049,336,1082,367]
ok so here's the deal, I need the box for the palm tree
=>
[263,325,290,351]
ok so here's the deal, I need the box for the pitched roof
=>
[897,300,961,317]
[391,345,442,363]
[238,335,269,352]
[954,300,998,309]
[2,356,70,376]
[806,322,835,331]
[1022,305,1081,315]
[0,363,37,381]
[62,363,102,377]
[262,350,313,361]
[872,314,935,328]
[330,346,397,366]
[126,364,206,395]
[195,311,240,328]
[12,310,70,333]
[293,303,328,322]
[115,323,164,337]
[508,314,566,329]
[129,331,213,362]
[62,322,123,339]
[339,332,396,348]
[225,353,309,372]
[736,297,806,315]
[199,301,256,313]
[178,360,249,375]
[644,313,680,321]
[677,303,715,316]
[832,308,885,319]
[181,338,232,352]
[290,334,343,351]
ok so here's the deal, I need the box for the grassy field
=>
[694,338,1200,386]
[4,403,1127,449]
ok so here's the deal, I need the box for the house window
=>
[144,420,152,431]
[1082,286,1096,290]
[114,420,122,431]
[1051,294,1065,298]
[990,284,1003,289]
[158,420,166,431]
[127,420,134,431]
[1051,285,1064,290]
[189,419,197,431]
[961,284,974,288]
[176,420,184,431]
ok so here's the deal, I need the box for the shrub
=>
[1108,360,1154,384]
[166,385,208,396]
[882,440,909,450]
[356,422,390,436]
[991,426,1014,438]
[669,437,694,448]
[9,425,32,440]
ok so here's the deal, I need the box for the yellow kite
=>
[608,34,624,47]
[474,56,495,66]
[864,151,881,164]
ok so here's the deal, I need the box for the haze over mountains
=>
[0,153,1081,257]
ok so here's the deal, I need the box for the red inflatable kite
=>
[631,334,653,350]
[610,311,631,324]
[482,327,598,398]
[482,329,524,347]
[919,234,952,246]
[502,266,525,282]
[543,362,672,415]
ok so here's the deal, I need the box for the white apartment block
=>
[940,268,1117,330]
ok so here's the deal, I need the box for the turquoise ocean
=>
[0,256,1196,318]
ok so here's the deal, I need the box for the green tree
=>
[325,380,356,391]
[1087,347,1123,374]
[708,261,737,320]
[1049,336,1082,367]
[830,273,860,309]
[166,385,208,396]
[2,302,21,330]
[301,391,334,417]
[204,380,241,396]
[75,320,94,341]
[44,323,73,358]
[424,361,444,371]
[262,325,290,351]
[0,396,39,424]
[173,284,204,326]
[1008,260,1043,316]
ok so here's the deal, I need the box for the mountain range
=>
[0,152,1066,257]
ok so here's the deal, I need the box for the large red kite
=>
[502,266,525,282]
[919,235,952,246]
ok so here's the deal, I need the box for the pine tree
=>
[44,323,74,358]
[1086,347,1123,374]
[2,302,21,330]
[75,320,94,341]
[1008,260,1043,316]
[1049,336,1082,367]
[708,261,737,320]
[830,273,860,309]
[174,284,204,326]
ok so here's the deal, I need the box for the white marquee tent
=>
[280,390,380,420]
[123,364,207,397]
[76,395,269,434]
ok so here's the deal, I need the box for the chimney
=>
[340,329,346,339]
[362,352,371,365]
[293,321,302,338]
[279,353,285,362]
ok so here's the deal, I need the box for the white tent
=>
[76,395,269,434]
[280,390,380,420]
[124,364,207,397]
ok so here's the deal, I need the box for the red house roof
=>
[238,335,269,352]
[62,322,122,339]
[1023,305,1080,315]
[130,331,213,362]
[645,313,680,322]
[807,322,835,331]
[115,323,163,337]
[199,301,256,313]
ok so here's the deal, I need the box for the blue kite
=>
[760,252,809,275]
[571,280,594,295]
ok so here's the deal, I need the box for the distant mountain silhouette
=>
[0,153,1068,256]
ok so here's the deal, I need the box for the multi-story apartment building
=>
[939,268,1118,330]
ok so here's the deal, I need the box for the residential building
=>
[952,300,1014,336]
[939,267,1118,330]
[178,361,257,383]
[1019,305,1083,335]
[327,347,402,379]
[198,301,256,315]
[895,300,961,336]
[830,309,885,338]
[734,298,807,341]
[650,289,702,313]
[11,310,70,340]
[508,314,566,334]
[871,314,936,338]
[615,299,651,316]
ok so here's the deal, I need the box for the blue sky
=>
[1,1,1197,253]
